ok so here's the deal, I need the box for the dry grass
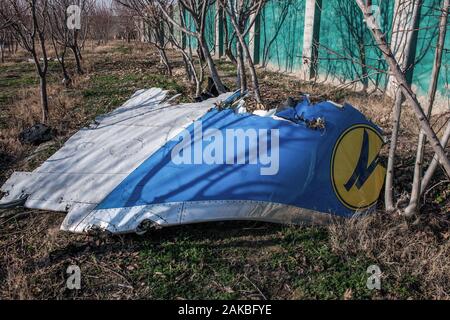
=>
[0,84,83,177]
[329,210,450,299]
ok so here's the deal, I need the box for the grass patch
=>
[275,227,375,299]
[137,237,242,299]
[114,45,133,55]
[215,59,236,75]
[133,224,385,299]
[0,73,37,88]
[0,63,38,101]
[0,61,63,105]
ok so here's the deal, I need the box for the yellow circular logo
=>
[331,125,386,210]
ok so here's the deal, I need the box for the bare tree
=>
[68,0,92,75]
[48,0,72,86]
[384,0,421,212]
[89,1,114,45]
[0,27,12,63]
[115,0,173,75]
[157,0,227,94]
[220,0,246,94]
[166,2,206,94]
[405,0,449,216]
[0,31,4,63]
[113,2,138,43]
[1,0,51,123]
[219,0,265,102]
[222,10,237,64]
[0,2,17,63]
[355,0,450,202]
[0,2,13,31]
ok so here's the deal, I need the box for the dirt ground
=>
[0,41,449,299]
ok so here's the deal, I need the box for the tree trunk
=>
[60,54,71,87]
[196,61,204,97]
[224,3,262,103]
[52,37,71,87]
[40,76,49,124]
[355,0,450,180]
[77,45,83,61]
[223,14,237,65]
[199,35,226,94]
[71,46,84,75]
[420,121,450,195]
[404,0,449,217]
[158,47,172,76]
[238,31,261,103]
[385,89,403,212]
[236,41,247,92]
[182,54,194,83]
[384,0,421,212]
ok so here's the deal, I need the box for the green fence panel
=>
[317,0,393,90]
[411,0,449,99]
[205,5,216,52]
[259,0,305,72]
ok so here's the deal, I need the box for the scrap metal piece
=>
[1,88,385,234]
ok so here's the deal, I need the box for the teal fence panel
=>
[411,0,449,99]
[259,0,305,72]
[205,5,216,52]
[317,0,393,90]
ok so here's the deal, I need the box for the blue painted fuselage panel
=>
[96,101,380,218]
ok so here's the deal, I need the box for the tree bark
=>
[182,54,194,83]
[384,0,421,212]
[157,47,172,76]
[71,46,84,75]
[385,89,403,212]
[199,34,226,94]
[404,0,449,216]
[360,44,369,92]
[236,41,247,92]
[60,54,71,87]
[40,76,49,124]
[420,121,450,195]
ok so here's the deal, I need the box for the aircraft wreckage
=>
[0,88,386,234]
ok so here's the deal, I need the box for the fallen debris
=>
[18,123,54,145]
[1,88,386,234]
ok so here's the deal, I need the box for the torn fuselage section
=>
[0,89,385,234]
